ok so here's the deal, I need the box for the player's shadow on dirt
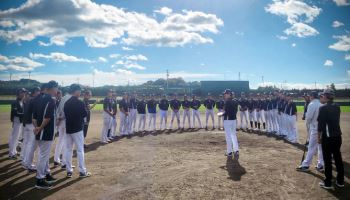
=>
[220,157,246,181]
[0,143,8,150]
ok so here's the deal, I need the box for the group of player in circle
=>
[100,89,299,143]
[7,81,344,191]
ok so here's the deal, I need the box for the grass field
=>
[1,104,349,113]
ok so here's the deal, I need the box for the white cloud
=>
[0,54,44,71]
[324,59,334,66]
[0,0,223,48]
[258,81,350,90]
[125,54,148,61]
[265,0,321,38]
[0,69,222,86]
[277,35,288,40]
[154,7,173,16]
[345,54,350,60]
[329,35,350,51]
[284,22,319,37]
[98,57,107,62]
[333,0,350,6]
[122,46,133,51]
[332,20,344,28]
[292,43,296,47]
[109,54,120,59]
[29,52,92,63]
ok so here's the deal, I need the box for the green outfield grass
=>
[1,104,349,113]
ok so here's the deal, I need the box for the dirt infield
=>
[0,111,349,200]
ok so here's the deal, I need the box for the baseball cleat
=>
[335,181,344,188]
[234,151,239,160]
[35,179,52,190]
[225,152,233,157]
[296,166,310,172]
[66,172,73,178]
[315,166,324,172]
[45,174,57,184]
[319,181,334,190]
[79,172,92,178]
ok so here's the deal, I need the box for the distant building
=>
[200,81,250,96]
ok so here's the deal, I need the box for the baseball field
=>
[0,109,349,200]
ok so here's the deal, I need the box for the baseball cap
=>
[17,88,27,94]
[224,89,233,95]
[46,81,58,89]
[319,89,335,96]
[69,84,81,93]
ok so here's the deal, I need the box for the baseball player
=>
[297,91,324,172]
[181,95,191,129]
[204,93,215,130]
[255,94,262,131]
[191,95,203,128]
[19,90,30,164]
[22,87,40,172]
[216,94,224,130]
[64,84,91,178]
[278,93,288,137]
[101,89,114,143]
[137,95,147,132]
[159,94,169,130]
[264,95,273,133]
[270,92,279,134]
[285,93,298,143]
[109,91,118,138]
[82,90,97,148]
[128,92,137,133]
[33,81,58,189]
[54,89,71,167]
[169,94,181,129]
[119,92,129,136]
[8,88,26,159]
[238,92,249,131]
[247,96,257,131]
[222,89,239,159]
[147,94,157,131]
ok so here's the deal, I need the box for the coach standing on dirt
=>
[222,89,239,159]
[318,89,344,189]
[64,84,91,178]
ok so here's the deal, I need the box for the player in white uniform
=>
[159,94,169,130]
[297,91,324,172]
[216,95,224,130]
[181,95,191,129]
[191,95,203,128]
[169,94,181,129]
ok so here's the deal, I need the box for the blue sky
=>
[0,0,349,89]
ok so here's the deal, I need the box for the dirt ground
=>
[0,110,349,200]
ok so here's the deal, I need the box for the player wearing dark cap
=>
[285,93,298,143]
[318,89,344,190]
[137,94,147,132]
[204,93,215,130]
[238,92,249,131]
[147,94,158,131]
[82,90,97,148]
[169,94,181,129]
[64,84,91,179]
[101,89,114,143]
[119,92,130,136]
[8,88,26,159]
[128,92,138,133]
[222,89,239,159]
[191,95,203,128]
[22,87,40,172]
[181,95,191,129]
[159,94,169,130]
[109,90,118,138]
[33,81,58,189]
[216,94,224,130]
[247,94,257,131]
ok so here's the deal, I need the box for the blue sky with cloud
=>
[0,0,349,89]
